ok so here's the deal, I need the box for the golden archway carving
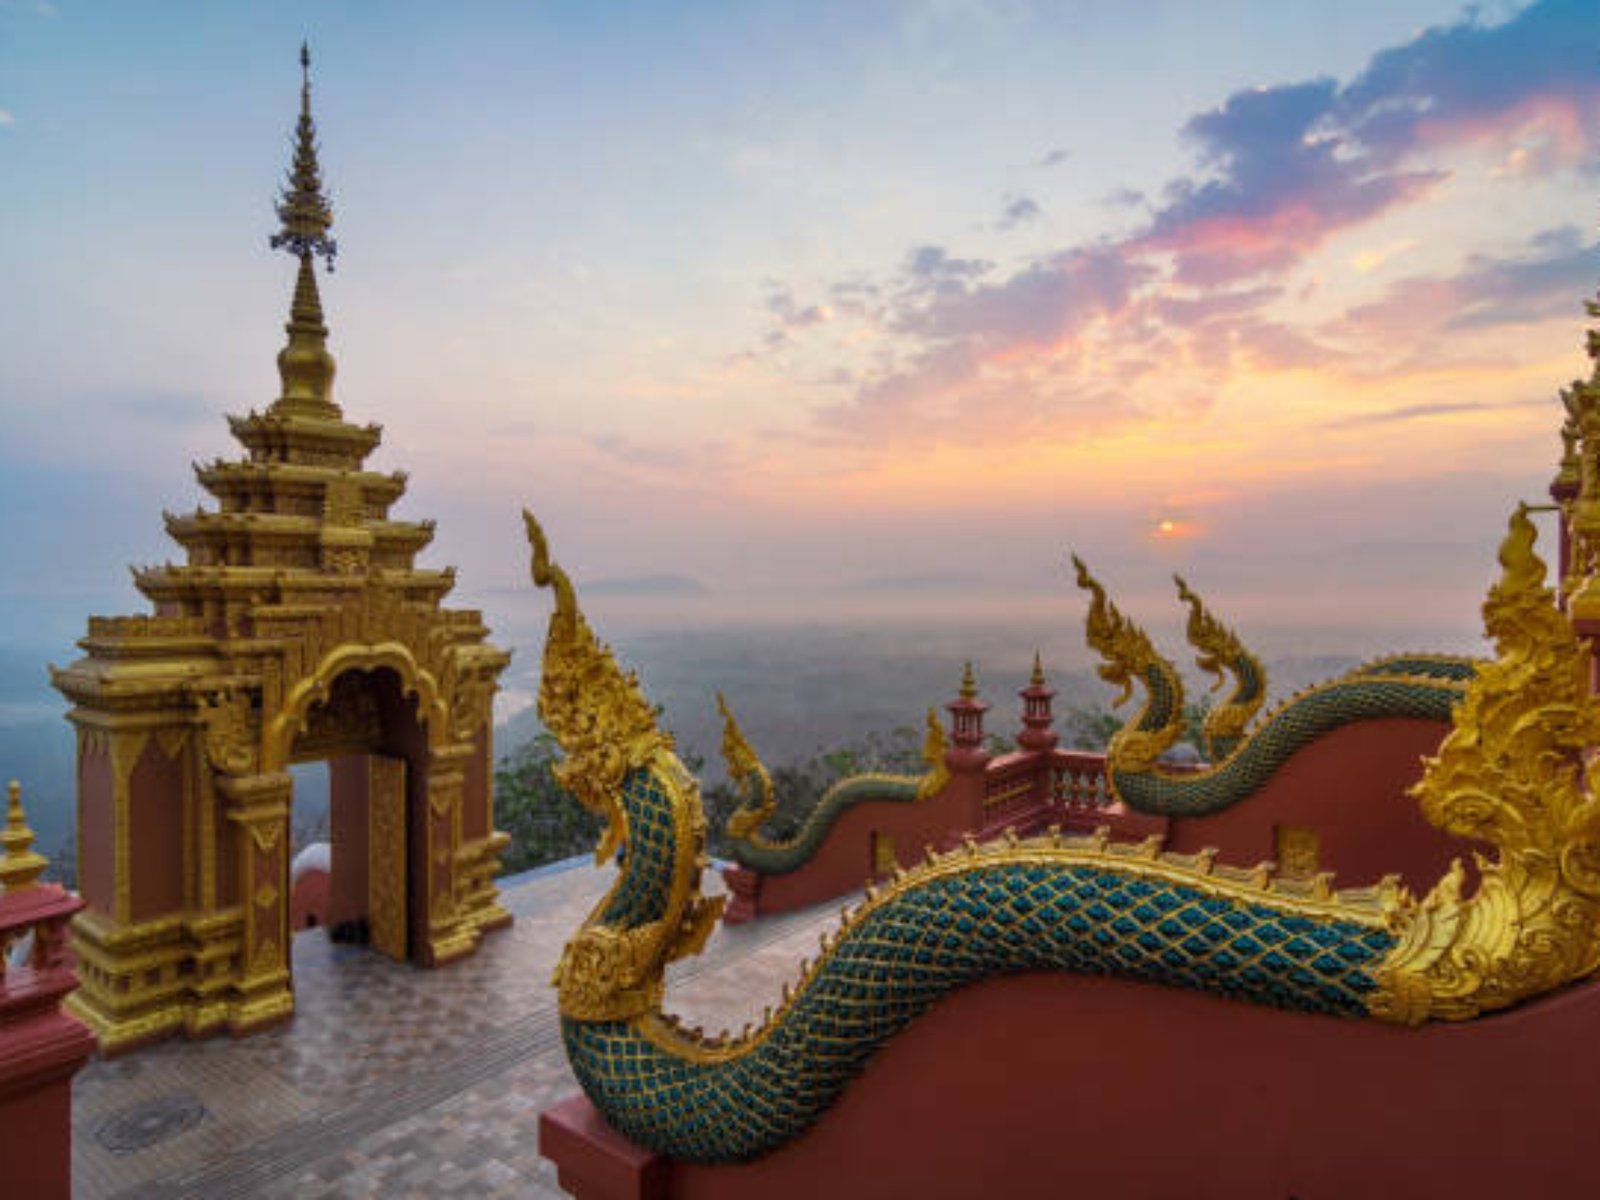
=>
[263,640,450,773]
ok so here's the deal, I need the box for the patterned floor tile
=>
[71,863,849,1199]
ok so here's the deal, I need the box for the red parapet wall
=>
[0,883,96,1200]
[1161,717,1467,894]
[725,716,1464,922]
[543,969,1600,1199]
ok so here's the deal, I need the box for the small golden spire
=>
[959,661,978,700]
[269,41,339,419]
[1030,651,1046,687]
[0,780,48,892]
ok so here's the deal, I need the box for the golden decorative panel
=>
[368,756,408,962]
[1275,826,1320,878]
[871,832,896,877]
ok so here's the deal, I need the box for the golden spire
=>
[269,42,339,419]
[0,780,48,892]
[959,661,978,700]
[1030,651,1046,688]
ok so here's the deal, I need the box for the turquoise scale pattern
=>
[728,775,922,875]
[564,860,1395,1163]
[1134,661,1180,733]
[601,769,679,927]
[1115,677,1466,817]
[1202,654,1264,762]
[1354,655,1480,682]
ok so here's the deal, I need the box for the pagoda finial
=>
[960,661,978,700]
[1030,651,1046,688]
[272,41,336,268]
[269,41,339,418]
[0,780,48,892]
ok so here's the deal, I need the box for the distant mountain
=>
[580,575,709,597]
[831,572,989,594]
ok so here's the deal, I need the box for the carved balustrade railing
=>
[0,882,84,1023]
[1049,750,1112,820]
[978,751,1056,837]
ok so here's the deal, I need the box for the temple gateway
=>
[49,46,512,1055]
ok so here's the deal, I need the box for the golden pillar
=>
[220,771,294,1034]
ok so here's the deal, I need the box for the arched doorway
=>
[291,666,427,965]
[57,609,513,1055]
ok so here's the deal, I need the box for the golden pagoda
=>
[50,45,512,1054]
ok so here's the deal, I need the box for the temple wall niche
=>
[76,743,115,916]
[129,736,186,922]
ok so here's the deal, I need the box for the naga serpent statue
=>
[1075,557,1481,816]
[718,693,950,874]
[1175,573,1267,761]
[529,505,1600,1164]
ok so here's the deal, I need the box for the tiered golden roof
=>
[49,46,512,1053]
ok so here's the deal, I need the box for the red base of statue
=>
[541,969,1600,1199]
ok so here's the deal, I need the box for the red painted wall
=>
[76,747,115,917]
[1164,717,1471,893]
[129,738,184,922]
[733,716,1467,921]
[547,971,1600,1200]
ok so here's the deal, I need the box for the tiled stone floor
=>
[72,862,850,1199]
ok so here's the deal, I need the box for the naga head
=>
[916,706,952,800]
[718,692,776,843]
[1072,554,1158,709]
[524,510,671,863]
[1375,503,1600,1023]
[1174,575,1240,693]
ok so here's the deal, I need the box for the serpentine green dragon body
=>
[718,693,950,875]
[526,507,1600,1165]
[1075,558,1482,817]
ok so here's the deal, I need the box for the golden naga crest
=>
[718,692,776,842]
[1071,553,1184,771]
[524,510,670,864]
[1174,574,1264,749]
[1371,505,1600,1023]
[525,512,723,1020]
[916,706,951,800]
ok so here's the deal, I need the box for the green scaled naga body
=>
[1075,557,1480,817]
[527,507,1600,1164]
[718,692,950,875]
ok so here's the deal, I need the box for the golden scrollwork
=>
[369,756,408,961]
[1370,505,1600,1023]
[198,686,260,774]
[1072,554,1184,772]
[1174,574,1265,752]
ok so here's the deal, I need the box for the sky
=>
[2,0,1599,660]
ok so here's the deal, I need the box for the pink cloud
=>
[763,1,1600,453]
